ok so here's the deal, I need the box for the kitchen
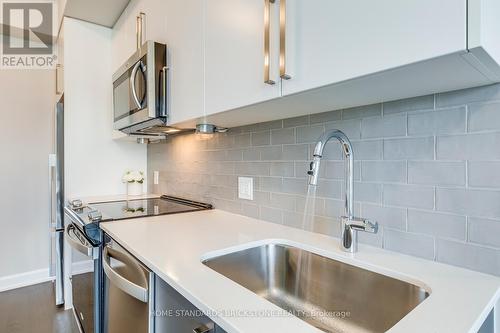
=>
[1,0,500,332]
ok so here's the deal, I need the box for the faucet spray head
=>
[307,156,321,186]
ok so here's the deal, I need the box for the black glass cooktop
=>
[89,196,212,221]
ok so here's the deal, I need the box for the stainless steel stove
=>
[63,195,212,333]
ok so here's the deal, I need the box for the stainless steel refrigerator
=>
[49,95,64,305]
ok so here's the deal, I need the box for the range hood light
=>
[162,128,182,134]
[196,124,229,134]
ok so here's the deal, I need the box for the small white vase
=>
[127,182,143,196]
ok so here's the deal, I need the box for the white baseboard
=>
[0,260,94,293]
[0,268,53,293]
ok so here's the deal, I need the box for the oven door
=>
[113,54,149,131]
[66,223,99,333]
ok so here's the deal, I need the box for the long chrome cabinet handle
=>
[103,246,149,303]
[264,0,276,85]
[161,66,168,117]
[279,0,291,80]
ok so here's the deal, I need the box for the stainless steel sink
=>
[203,243,429,333]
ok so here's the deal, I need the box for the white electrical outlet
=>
[153,171,159,185]
[238,177,254,200]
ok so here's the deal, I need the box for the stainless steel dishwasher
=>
[103,235,155,333]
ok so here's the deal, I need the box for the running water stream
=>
[301,185,318,232]
[293,184,318,297]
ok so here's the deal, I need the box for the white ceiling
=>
[64,0,130,28]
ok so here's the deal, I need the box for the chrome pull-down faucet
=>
[308,129,378,253]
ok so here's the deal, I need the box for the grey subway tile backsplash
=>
[436,83,500,107]
[342,103,382,119]
[149,83,500,276]
[468,217,500,248]
[408,107,466,135]
[259,146,282,160]
[260,206,282,224]
[352,140,383,160]
[361,114,406,139]
[468,161,500,188]
[436,239,500,276]
[408,161,465,186]
[270,162,294,177]
[353,182,382,204]
[282,144,309,160]
[383,184,434,209]
[360,204,406,230]
[283,115,310,128]
[436,188,500,219]
[468,102,500,132]
[437,132,500,160]
[241,203,260,219]
[383,229,435,260]
[296,125,325,144]
[310,109,341,124]
[325,119,362,139]
[271,128,295,145]
[361,161,406,183]
[383,95,434,115]
[407,209,466,240]
[384,137,435,160]
[251,130,271,146]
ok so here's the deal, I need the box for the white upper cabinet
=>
[281,0,467,95]
[204,0,281,116]
[110,0,500,129]
[162,0,205,125]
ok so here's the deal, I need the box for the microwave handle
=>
[130,60,145,109]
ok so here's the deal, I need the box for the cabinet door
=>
[281,0,466,96]
[204,0,281,116]
[155,277,216,332]
[162,0,205,125]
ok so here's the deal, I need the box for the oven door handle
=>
[103,246,149,303]
[130,60,146,110]
[65,224,94,258]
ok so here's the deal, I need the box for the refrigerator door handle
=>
[54,231,64,305]
[48,155,56,277]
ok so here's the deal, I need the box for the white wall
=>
[62,17,147,308]
[64,17,147,199]
[0,68,55,279]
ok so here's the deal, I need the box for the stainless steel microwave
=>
[112,41,167,134]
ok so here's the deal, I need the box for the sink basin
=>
[203,243,429,333]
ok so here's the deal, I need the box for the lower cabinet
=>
[155,276,226,333]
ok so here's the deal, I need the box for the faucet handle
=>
[342,216,378,234]
[363,219,378,233]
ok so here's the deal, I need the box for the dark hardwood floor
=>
[0,281,80,333]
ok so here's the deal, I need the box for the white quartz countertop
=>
[100,209,500,333]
